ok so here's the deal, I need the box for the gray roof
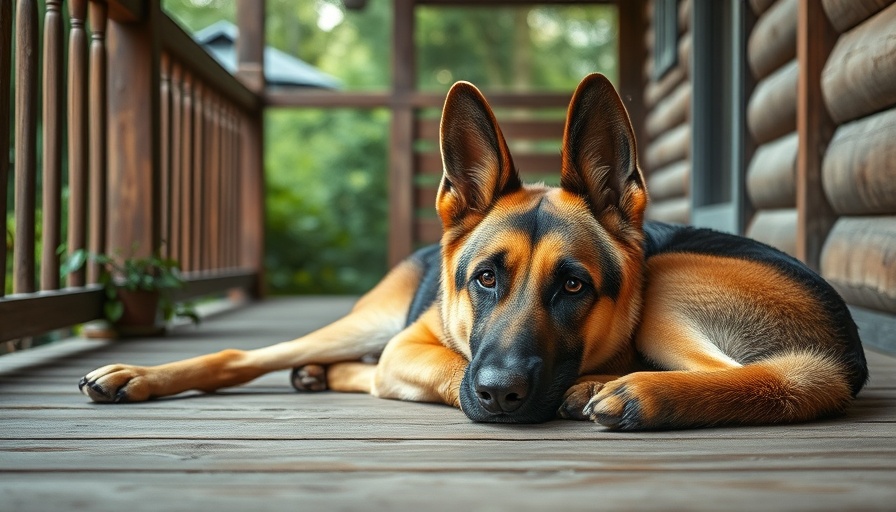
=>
[194,21,341,89]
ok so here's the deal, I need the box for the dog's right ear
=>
[437,81,521,229]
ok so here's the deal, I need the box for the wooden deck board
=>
[1,296,895,511]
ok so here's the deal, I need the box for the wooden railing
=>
[0,0,265,343]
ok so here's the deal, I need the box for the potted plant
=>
[62,249,199,337]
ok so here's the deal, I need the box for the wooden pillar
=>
[617,0,648,162]
[106,2,161,258]
[236,0,265,297]
[0,0,11,296]
[795,0,838,270]
[388,0,416,267]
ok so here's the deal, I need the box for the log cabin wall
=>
[818,0,896,315]
[642,0,692,224]
[745,0,799,256]
[637,0,896,335]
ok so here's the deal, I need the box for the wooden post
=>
[0,0,10,296]
[14,0,39,294]
[106,2,161,258]
[236,0,265,296]
[617,0,648,163]
[795,0,838,270]
[388,0,416,267]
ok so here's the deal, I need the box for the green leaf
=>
[104,301,124,323]
[60,249,88,278]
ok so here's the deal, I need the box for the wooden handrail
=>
[159,15,259,112]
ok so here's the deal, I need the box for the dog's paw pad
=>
[585,382,646,430]
[291,365,328,392]
[558,381,604,420]
[78,365,150,403]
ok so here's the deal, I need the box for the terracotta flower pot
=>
[115,289,165,337]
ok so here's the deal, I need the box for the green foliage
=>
[161,1,618,295]
[264,109,389,293]
[61,248,199,325]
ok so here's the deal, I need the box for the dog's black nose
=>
[474,366,530,413]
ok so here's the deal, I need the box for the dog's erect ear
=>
[560,73,646,227]
[437,81,521,228]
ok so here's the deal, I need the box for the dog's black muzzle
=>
[460,353,569,424]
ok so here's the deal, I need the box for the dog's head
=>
[436,74,648,423]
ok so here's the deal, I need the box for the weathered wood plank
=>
[2,437,895,472]
[2,470,894,512]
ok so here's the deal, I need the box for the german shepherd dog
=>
[80,74,868,429]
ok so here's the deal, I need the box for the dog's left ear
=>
[560,73,646,227]
[437,81,521,229]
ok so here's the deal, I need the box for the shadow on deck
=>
[1,297,895,511]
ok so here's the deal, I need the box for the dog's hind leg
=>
[79,257,424,403]
[583,253,859,430]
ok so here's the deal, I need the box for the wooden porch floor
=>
[1,297,895,511]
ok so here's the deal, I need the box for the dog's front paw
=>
[583,373,663,430]
[79,364,153,403]
[558,381,605,420]
[291,364,328,392]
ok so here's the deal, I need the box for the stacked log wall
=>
[642,0,692,224]
[744,0,799,256]
[818,0,896,314]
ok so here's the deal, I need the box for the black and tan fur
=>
[80,74,868,430]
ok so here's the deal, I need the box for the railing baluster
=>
[170,62,183,265]
[41,0,65,291]
[209,95,221,271]
[224,108,234,269]
[67,0,89,287]
[192,83,205,272]
[180,73,194,271]
[87,0,108,283]
[160,52,172,259]
[14,0,39,294]
[0,0,12,297]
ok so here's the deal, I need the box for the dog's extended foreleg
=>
[80,258,423,403]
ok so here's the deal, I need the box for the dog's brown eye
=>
[477,271,497,289]
[564,278,583,294]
